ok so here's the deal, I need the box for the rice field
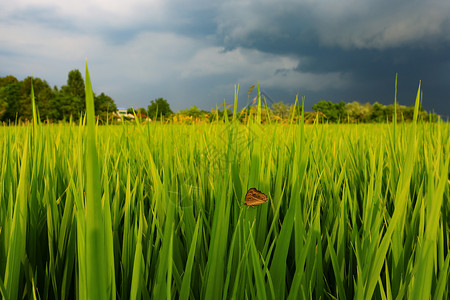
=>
[0,67,449,299]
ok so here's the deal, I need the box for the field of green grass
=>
[0,67,449,299]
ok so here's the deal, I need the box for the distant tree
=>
[19,77,55,121]
[48,70,86,120]
[400,105,415,121]
[147,98,173,120]
[0,82,21,121]
[427,112,439,122]
[0,91,6,120]
[64,69,85,99]
[383,104,395,122]
[0,75,19,88]
[345,101,371,123]
[334,101,346,122]
[48,94,78,121]
[369,102,387,122]
[304,111,318,123]
[179,106,206,118]
[210,107,232,122]
[175,106,209,123]
[0,76,21,121]
[272,101,290,119]
[137,107,147,117]
[127,108,135,114]
[1,71,119,123]
[289,104,303,121]
[312,100,346,123]
[94,93,117,122]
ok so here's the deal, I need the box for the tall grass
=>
[0,77,449,299]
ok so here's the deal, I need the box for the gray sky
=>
[1,0,449,117]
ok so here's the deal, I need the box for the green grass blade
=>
[4,132,29,300]
[84,62,107,300]
[180,216,201,300]
[129,204,144,300]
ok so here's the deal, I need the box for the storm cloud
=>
[1,0,449,116]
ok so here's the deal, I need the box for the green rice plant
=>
[83,63,108,300]
[0,77,448,299]
[3,129,29,300]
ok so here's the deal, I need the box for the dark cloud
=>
[1,0,449,118]
[212,0,450,117]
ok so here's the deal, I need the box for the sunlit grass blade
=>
[180,216,201,300]
[152,185,175,299]
[204,177,232,299]
[232,84,239,122]
[84,62,107,300]
[433,254,450,300]
[327,232,347,300]
[269,195,295,299]
[248,230,267,300]
[129,203,144,300]
[4,131,29,300]
[31,78,38,127]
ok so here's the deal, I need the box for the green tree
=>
[345,101,371,123]
[47,93,74,121]
[64,69,85,99]
[0,76,21,121]
[19,77,55,121]
[136,107,147,117]
[94,93,117,122]
[400,105,415,121]
[0,75,19,88]
[147,98,173,120]
[369,102,387,122]
[272,101,290,119]
[0,82,21,122]
[0,92,6,120]
[1,71,119,123]
[289,104,303,121]
[178,106,206,118]
[53,69,86,120]
[312,100,346,123]
[126,107,149,117]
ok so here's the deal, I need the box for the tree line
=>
[141,100,438,124]
[1,71,439,124]
[0,70,116,123]
[310,100,438,123]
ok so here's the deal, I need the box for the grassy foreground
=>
[0,75,449,299]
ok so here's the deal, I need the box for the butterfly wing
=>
[244,188,268,206]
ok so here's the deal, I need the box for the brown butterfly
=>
[244,188,268,207]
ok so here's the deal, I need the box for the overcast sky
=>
[1,0,449,117]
